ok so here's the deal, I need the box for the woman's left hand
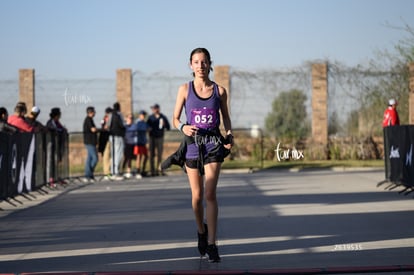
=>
[223,134,233,150]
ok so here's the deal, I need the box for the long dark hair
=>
[0,107,8,120]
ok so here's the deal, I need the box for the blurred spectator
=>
[7,102,34,132]
[108,102,125,180]
[25,106,47,133]
[0,107,17,134]
[135,110,148,178]
[46,107,67,185]
[83,106,98,182]
[98,107,113,179]
[122,113,137,178]
[46,107,66,133]
[147,103,170,176]
[382,98,400,127]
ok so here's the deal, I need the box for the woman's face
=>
[190,52,210,78]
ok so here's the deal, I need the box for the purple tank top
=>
[185,81,220,130]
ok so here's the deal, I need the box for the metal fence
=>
[0,65,403,136]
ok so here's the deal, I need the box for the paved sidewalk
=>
[0,169,414,274]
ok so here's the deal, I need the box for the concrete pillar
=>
[311,63,328,145]
[214,65,231,112]
[408,62,414,124]
[214,66,231,132]
[116,69,133,117]
[19,69,35,109]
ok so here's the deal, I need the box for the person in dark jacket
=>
[25,106,47,133]
[83,106,98,182]
[147,103,170,176]
[98,107,113,178]
[46,107,67,185]
[108,102,125,180]
[0,107,17,134]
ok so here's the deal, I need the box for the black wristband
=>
[224,134,233,145]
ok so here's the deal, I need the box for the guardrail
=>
[0,131,69,200]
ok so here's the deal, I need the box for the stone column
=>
[19,69,35,109]
[311,63,328,145]
[408,62,414,124]
[116,69,133,117]
[214,65,231,112]
[214,66,231,133]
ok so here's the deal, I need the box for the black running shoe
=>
[197,223,208,256]
[206,244,221,263]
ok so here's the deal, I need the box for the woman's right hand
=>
[183,125,198,137]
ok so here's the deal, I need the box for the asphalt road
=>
[0,169,414,274]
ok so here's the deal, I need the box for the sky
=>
[1,0,414,80]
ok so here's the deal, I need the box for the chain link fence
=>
[1,63,407,163]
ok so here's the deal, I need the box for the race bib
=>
[190,108,217,128]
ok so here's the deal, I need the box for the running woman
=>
[172,48,233,262]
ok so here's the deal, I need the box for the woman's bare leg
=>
[186,166,205,234]
[204,162,221,244]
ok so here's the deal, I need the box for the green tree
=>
[354,22,414,135]
[328,110,341,135]
[265,89,309,140]
[344,110,359,137]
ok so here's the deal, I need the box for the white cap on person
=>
[31,106,41,115]
[388,99,396,106]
